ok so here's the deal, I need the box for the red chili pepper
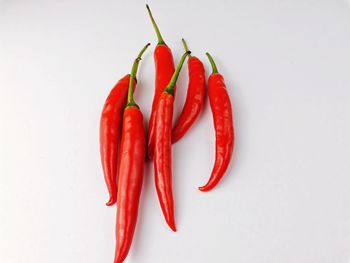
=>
[154,51,190,231]
[172,39,206,143]
[146,4,175,159]
[100,75,136,206]
[114,43,149,263]
[199,53,234,192]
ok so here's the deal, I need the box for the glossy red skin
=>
[114,106,145,263]
[100,75,136,206]
[199,73,234,192]
[172,56,206,143]
[147,44,175,159]
[154,93,176,231]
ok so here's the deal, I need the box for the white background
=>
[1,0,350,262]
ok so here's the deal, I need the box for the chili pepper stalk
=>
[126,43,150,108]
[164,51,191,95]
[146,4,165,45]
[114,44,149,263]
[154,51,190,231]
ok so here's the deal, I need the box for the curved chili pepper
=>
[172,39,206,143]
[114,43,149,263]
[154,51,190,231]
[199,53,234,192]
[100,75,136,206]
[146,4,175,159]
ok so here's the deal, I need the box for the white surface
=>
[1,0,350,262]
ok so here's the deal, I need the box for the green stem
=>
[164,51,191,95]
[206,52,218,74]
[146,4,165,45]
[181,38,191,56]
[127,43,151,107]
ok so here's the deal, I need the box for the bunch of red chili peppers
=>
[99,5,235,263]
